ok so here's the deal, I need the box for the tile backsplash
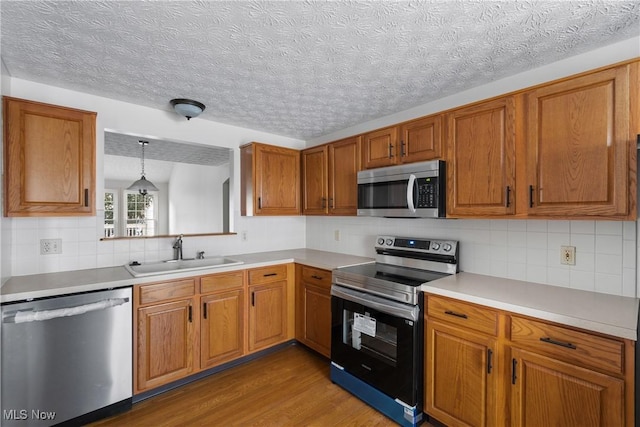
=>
[305,216,638,298]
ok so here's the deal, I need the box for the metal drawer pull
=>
[311,275,323,280]
[540,337,577,350]
[511,358,518,384]
[263,273,277,277]
[505,186,511,208]
[487,349,493,374]
[444,310,468,319]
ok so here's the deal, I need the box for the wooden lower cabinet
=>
[424,294,635,427]
[249,280,287,351]
[426,320,498,427]
[295,264,332,357]
[135,265,294,394]
[136,297,195,393]
[510,347,624,427]
[200,288,244,369]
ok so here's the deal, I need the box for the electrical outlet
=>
[40,238,62,255]
[334,230,340,241]
[241,231,248,242]
[560,245,576,265]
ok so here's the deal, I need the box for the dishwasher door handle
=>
[3,297,129,324]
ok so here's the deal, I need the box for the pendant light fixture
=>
[127,140,159,195]
[170,98,206,120]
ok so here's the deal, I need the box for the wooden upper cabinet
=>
[526,65,633,217]
[400,114,443,163]
[362,117,442,170]
[302,136,360,216]
[447,97,516,217]
[362,126,399,169]
[241,142,300,216]
[3,96,96,217]
[301,145,328,215]
[328,136,361,215]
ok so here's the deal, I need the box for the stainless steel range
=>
[330,235,458,427]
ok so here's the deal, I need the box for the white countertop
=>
[421,272,639,341]
[0,249,374,304]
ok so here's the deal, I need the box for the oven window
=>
[343,309,397,367]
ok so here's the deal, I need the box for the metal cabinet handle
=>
[400,141,406,157]
[203,302,207,319]
[311,275,323,280]
[263,273,277,277]
[251,292,255,306]
[511,358,518,384]
[321,198,326,208]
[505,186,511,208]
[444,310,468,319]
[329,197,334,209]
[487,349,493,374]
[529,185,534,208]
[84,189,89,207]
[388,143,394,158]
[258,197,262,209]
[188,305,193,323]
[540,337,576,350]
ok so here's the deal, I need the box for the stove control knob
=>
[443,243,452,252]
[377,238,385,245]
[386,238,393,246]
[431,242,441,250]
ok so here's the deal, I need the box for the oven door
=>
[330,284,423,407]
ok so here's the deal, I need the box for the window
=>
[103,190,158,238]
[125,192,157,237]
[104,191,117,238]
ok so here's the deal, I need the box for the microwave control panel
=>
[415,177,439,208]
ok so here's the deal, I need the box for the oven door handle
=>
[406,174,416,213]
[331,285,419,322]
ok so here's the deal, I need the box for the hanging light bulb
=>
[127,140,159,195]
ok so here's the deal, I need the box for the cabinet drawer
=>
[427,295,498,336]
[138,279,196,305]
[300,265,331,288]
[248,264,288,285]
[200,271,244,294]
[510,316,624,375]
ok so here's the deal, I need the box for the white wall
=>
[2,78,306,276]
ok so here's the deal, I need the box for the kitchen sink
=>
[125,257,244,277]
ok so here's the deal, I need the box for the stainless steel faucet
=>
[172,234,183,260]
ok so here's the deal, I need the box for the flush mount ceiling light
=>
[127,140,159,195]
[170,98,206,120]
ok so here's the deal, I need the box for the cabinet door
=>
[425,320,498,427]
[301,145,328,215]
[526,65,631,217]
[300,282,331,357]
[362,126,399,169]
[447,97,516,216]
[400,115,442,163]
[3,97,96,216]
[328,136,360,216]
[201,289,244,369]
[254,144,300,215]
[136,299,194,392]
[249,281,287,351]
[510,347,624,427]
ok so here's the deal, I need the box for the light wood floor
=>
[90,344,435,426]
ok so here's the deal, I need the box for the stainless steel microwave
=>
[357,160,445,218]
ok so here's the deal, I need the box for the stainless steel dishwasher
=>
[1,287,133,426]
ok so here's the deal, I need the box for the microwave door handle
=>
[407,174,416,213]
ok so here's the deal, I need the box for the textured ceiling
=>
[2,1,639,140]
